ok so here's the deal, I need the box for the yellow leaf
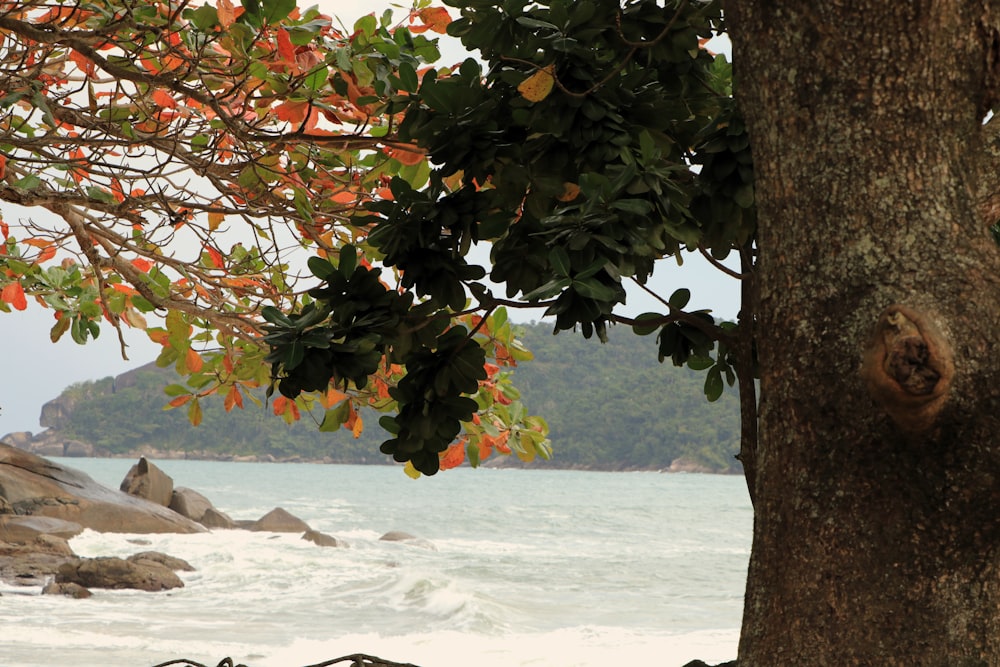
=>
[517,65,555,103]
[403,461,421,479]
[208,211,224,231]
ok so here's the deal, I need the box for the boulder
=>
[120,457,174,507]
[0,535,77,585]
[302,530,342,548]
[0,431,33,450]
[42,581,92,598]
[169,487,213,521]
[63,440,94,458]
[56,556,184,591]
[379,531,436,551]
[127,551,194,572]
[249,507,311,533]
[199,507,236,530]
[0,443,205,534]
[0,516,83,542]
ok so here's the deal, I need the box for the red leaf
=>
[1,282,27,310]
[277,29,296,64]
[206,244,224,269]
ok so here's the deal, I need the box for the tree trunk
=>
[727,2,1000,664]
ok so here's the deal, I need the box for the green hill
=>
[43,322,742,472]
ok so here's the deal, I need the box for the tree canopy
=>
[0,0,750,479]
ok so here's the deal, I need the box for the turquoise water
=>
[2,460,752,667]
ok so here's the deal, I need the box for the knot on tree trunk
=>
[862,305,954,433]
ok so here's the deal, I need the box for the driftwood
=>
[151,656,423,667]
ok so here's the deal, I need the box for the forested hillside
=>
[44,323,742,472]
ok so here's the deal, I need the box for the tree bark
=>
[727,1,1000,664]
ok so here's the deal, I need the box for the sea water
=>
[1,460,752,667]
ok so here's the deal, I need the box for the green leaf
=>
[704,365,724,402]
[13,175,41,190]
[631,312,663,336]
[260,0,295,23]
[668,288,691,310]
[549,246,571,277]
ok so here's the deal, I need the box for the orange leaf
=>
[69,49,95,77]
[411,7,451,34]
[111,282,137,295]
[556,182,581,202]
[331,191,357,204]
[185,348,204,373]
[518,65,556,103]
[1,282,27,310]
[132,257,153,272]
[274,100,308,124]
[217,0,236,28]
[169,394,193,408]
[22,238,53,248]
[351,412,364,438]
[384,145,425,166]
[151,88,177,109]
[0,155,6,180]
[148,329,170,345]
[224,384,243,412]
[36,246,57,263]
[440,440,466,470]
[321,387,347,408]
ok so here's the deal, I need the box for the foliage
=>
[0,0,754,478]
[50,321,740,472]
[0,0,551,475]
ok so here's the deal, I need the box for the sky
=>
[0,1,739,437]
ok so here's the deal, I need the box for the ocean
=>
[1,460,752,667]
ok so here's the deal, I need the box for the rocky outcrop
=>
[126,550,194,572]
[56,555,184,591]
[200,507,236,529]
[42,580,92,598]
[302,529,342,547]
[379,531,436,551]
[249,507,311,533]
[120,457,174,507]
[0,516,83,542]
[0,443,204,534]
[0,534,76,586]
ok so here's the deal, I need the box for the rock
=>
[127,551,194,572]
[30,442,66,457]
[0,431,33,450]
[302,530,341,548]
[379,531,436,551]
[249,507,311,533]
[0,443,205,534]
[63,440,94,458]
[120,457,174,507]
[199,507,236,530]
[169,487,214,521]
[0,535,77,585]
[0,516,83,542]
[42,581,92,598]
[56,556,184,591]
